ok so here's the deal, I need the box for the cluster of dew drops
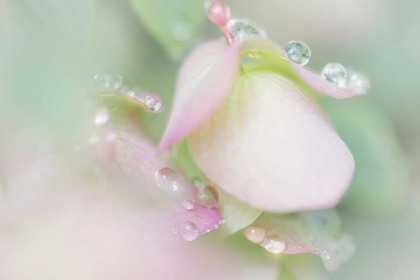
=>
[76,71,163,155]
[205,0,370,95]
[155,168,226,242]
[83,72,226,242]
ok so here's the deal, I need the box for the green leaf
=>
[320,98,410,216]
[130,0,206,59]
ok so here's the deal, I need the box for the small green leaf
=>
[130,0,206,59]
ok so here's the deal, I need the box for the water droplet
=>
[88,134,100,146]
[93,107,109,126]
[171,227,178,235]
[320,249,331,261]
[126,91,136,98]
[181,222,199,241]
[284,40,311,66]
[218,219,225,225]
[183,199,195,210]
[143,95,162,112]
[155,168,180,192]
[93,71,123,91]
[206,228,211,233]
[228,19,266,42]
[348,73,370,95]
[199,186,218,209]
[321,63,348,88]
[243,225,266,244]
[213,224,219,229]
[262,233,286,254]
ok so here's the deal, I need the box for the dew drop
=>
[243,225,266,244]
[284,40,311,66]
[218,219,225,225]
[92,107,109,126]
[155,168,179,192]
[171,227,178,235]
[228,19,266,42]
[262,233,286,254]
[183,199,195,210]
[143,95,162,112]
[199,186,219,209]
[348,73,370,95]
[93,71,123,91]
[181,221,199,241]
[127,91,136,98]
[321,63,348,88]
[320,249,331,261]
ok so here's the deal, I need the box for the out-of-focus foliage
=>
[130,0,206,59]
[320,98,410,216]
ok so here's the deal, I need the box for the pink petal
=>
[158,39,240,151]
[188,72,355,212]
[291,64,358,99]
[112,124,221,237]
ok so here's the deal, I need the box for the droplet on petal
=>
[228,19,266,42]
[181,221,199,241]
[321,63,348,88]
[320,249,331,261]
[199,186,219,209]
[143,95,162,112]
[155,168,179,192]
[348,73,370,95]
[208,1,231,26]
[93,71,123,91]
[92,107,109,126]
[284,40,311,66]
[171,227,178,235]
[183,199,195,210]
[218,219,225,225]
[261,233,286,254]
[243,225,266,244]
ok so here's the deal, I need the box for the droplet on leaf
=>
[261,233,286,254]
[93,71,123,91]
[228,19,266,42]
[321,63,348,88]
[284,40,311,66]
[243,225,266,244]
[348,73,370,95]
[143,95,162,112]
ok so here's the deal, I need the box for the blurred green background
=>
[2,0,420,279]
